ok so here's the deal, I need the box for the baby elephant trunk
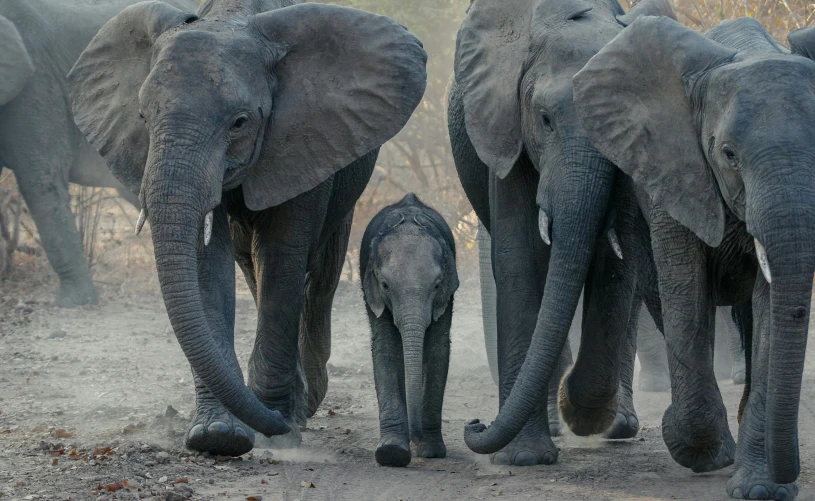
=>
[396,307,429,445]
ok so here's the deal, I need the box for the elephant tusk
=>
[204,211,213,246]
[754,238,772,284]
[607,229,623,260]
[135,209,146,236]
[538,209,551,245]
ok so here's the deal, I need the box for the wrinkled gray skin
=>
[450,0,674,466]
[68,0,426,457]
[575,16,815,500]
[361,194,458,467]
[0,0,196,306]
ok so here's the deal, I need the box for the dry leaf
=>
[51,458,58,466]
[260,479,267,484]
[97,482,122,493]
[246,497,263,501]
[301,481,315,488]
[344,429,351,434]
[53,429,74,439]
[216,455,232,461]
[173,477,189,485]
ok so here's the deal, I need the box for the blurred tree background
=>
[0,0,811,300]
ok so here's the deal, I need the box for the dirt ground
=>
[1,276,814,501]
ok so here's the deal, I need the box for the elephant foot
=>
[559,378,618,436]
[185,406,255,457]
[662,405,735,473]
[603,409,640,440]
[727,463,798,500]
[416,437,447,459]
[376,436,411,467]
[638,371,671,393]
[52,280,99,308]
[731,362,747,385]
[489,425,557,466]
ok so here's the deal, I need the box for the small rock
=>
[165,406,179,418]
[158,476,168,483]
[48,330,67,339]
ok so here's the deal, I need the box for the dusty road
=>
[1,278,814,500]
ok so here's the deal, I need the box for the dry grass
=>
[0,0,807,300]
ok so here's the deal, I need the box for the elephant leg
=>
[246,186,330,448]
[300,210,353,418]
[651,211,734,473]
[714,307,736,381]
[416,304,452,459]
[476,221,499,386]
[371,311,411,467]
[636,307,670,392]
[560,220,637,438]
[720,307,747,385]
[8,158,97,307]
[727,281,797,500]
[491,165,556,466]
[603,297,641,439]
[185,203,255,456]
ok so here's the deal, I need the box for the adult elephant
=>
[68,0,426,456]
[575,16,815,499]
[0,0,197,306]
[450,0,675,465]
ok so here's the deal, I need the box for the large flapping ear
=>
[789,26,815,60]
[707,18,786,53]
[244,4,427,210]
[616,0,677,26]
[68,1,198,196]
[0,15,34,106]
[454,0,538,178]
[573,16,736,247]
[413,211,459,322]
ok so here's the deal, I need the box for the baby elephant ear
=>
[573,16,736,248]
[68,1,198,196]
[363,260,386,318]
[616,0,677,26]
[0,15,34,106]
[789,26,815,60]
[244,4,427,211]
[454,0,537,178]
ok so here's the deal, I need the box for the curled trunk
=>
[465,151,614,454]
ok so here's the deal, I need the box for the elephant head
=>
[456,0,676,454]
[363,196,458,443]
[574,16,815,484]
[68,0,426,439]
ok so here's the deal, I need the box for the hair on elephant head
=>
[454,0,677,455]
[68,0,426,440]
[575,16,815,485]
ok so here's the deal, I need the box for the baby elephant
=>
[361,193,459,467]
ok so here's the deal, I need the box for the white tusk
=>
[204,211,213,246]
[135,209,146,236]
[608,229,623,260]
[538,209,551,245]
[754,238,772,284]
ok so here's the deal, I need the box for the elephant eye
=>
[434,283,441,290]
[381,281,389,290]
[722,144,738,167]
[542,112,553,131]
[231,115,249,131]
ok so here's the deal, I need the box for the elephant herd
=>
[2,0,813,499]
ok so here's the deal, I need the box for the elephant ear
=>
[245,4,427,210]
[0,15,34,106]
[67,1,198,196]
[573,16,736,247]
[454,0,538,178]
[616,0,677,26]
[433,240,459,322]
[707,18,786,54]
[788,26,815,60]
[363,252,386,318]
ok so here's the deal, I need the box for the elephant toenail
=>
[731,488,744,498]
[188,424,206,438]
[512,451,537,466]
[542,452,555,464]
[491,452,510,465]
[748,485,770,499]
[234,427,248,439]
[208,421,230,434]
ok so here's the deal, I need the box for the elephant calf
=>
[361,194,459,467]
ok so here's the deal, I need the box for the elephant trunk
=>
[465,146,615,454]
[143,140,291,438]
[394,298,431,444]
